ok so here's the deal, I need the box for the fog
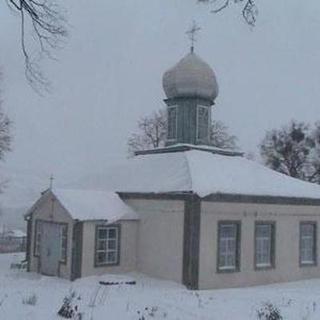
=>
[0,0,320,213]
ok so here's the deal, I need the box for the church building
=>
[25,48,320,290]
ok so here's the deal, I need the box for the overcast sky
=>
[1,0,320,209]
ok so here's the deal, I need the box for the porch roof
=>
[48,189,139,222]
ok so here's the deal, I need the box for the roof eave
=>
[134,144,243,157]
[118,191,320,206]
[202,193,320,206]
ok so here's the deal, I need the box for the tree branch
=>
[198,0,258,26]
[6,0,68,93]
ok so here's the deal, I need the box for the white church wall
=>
[125,199,185,283]
[80,220,138,277]
[199,201,320,290]
[29,192,74,280]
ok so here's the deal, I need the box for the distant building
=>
[0,227,26,253]
[25,49,320,290]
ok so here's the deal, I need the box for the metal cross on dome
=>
[49,174,54,189]
[186,21,201,53]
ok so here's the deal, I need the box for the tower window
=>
[167,106,178,140]
[197,106,209,141]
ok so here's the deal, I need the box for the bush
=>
[136,306,168,319]
[22,293,37,306]
[257,302,283,320]
[57,290,82,319]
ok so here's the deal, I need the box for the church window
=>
[167,106,178,140]
[197,105,209,141]
[60,224,68,263]
[255,222,275,269]
[300,222,316,266]
[217,222,240,272]
[95,225,120,266]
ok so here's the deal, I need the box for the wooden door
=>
[40,222,61,276]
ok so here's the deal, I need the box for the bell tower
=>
[162,24,219,146]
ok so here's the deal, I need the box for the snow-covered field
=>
[1,253,320,319]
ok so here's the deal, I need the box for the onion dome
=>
[162,52,219,101]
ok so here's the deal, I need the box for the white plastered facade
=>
[27,190,320,290]
[199,201,320,290]
[80,220,138,277]
[27,191,140,280]
[28,191,74,279]
[125,199,185,283]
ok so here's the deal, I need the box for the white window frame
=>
[95,225,120,267]
[196,105,210,142]
[217,222,240,272]
[255,222,275,269]
[167,106,178,141]
[300,222,317,266]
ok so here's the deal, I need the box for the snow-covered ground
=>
[1,253,320,319]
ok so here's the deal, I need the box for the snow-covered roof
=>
[135,143,243,157]
[7,229,26,238]
[51,189,139,222]
[80,150,320,200]
[0,229,26,238]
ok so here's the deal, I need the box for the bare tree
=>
[0,72,13,192]
[5,0,68,93]
[198,0,258,26]
[0,73,12,161]
[0,108,11,162]
[210,120,238,150]
[128,108,238,155]
[307,122,320,184]
[260,120,320,183]
[128,109,167,155]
